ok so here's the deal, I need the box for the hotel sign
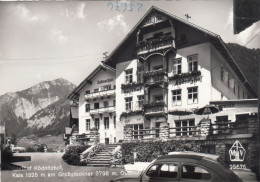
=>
[97,78,114,84]
[174,76,202,86]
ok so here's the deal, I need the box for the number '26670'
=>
[107,1,143,12]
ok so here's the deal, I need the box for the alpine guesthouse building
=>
[66,7,258,169]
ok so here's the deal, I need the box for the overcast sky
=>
[0,0,259,95]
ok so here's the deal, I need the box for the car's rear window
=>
[181,164,211,180]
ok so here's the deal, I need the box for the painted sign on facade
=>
[97,78,114,84]
[229,140,247,169]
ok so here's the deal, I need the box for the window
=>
[181,164,211,180]
[188,87,198,104]
[233,84,236,94]
[100,85,111,91]
[86,119,90,131]
[172,58,182,74]
[94,102,99,109]
[125,97,133,111]
[85,90,90,94]
[201,145,215,154]
[175,119,195,136]
[104,117,109,129]
[153,65,163,70]
[187,55,198,72]
[137,66,144,83]
[95,118,100,130]
[146,163,178,178]
[103,101,109,108]
[114,116,116,128]
[94,88,99,93]
[85,104,90,112]
[220,65,224,81]
[113,100,116,106]
[137,95,144,109]
[172,90,181,106]
[132,124,143,139]
[125,69,133,84]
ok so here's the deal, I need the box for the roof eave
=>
[67,64,116,100]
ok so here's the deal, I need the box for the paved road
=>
[2,152,125,182]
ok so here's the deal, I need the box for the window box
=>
[121,82,143,90]
[169,70,201,80]
[143,70,167,78]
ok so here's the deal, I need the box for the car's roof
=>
[155,152,220,163]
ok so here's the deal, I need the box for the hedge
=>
[62,145,90,165]
[121,140,201,163]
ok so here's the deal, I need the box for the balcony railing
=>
[85,89,115,100]
[126,119,253,141]
[143,101,167,116]
[144,75,167,86]
[89,106,115,115]
[132,128,159,139]
[137,36,175,56]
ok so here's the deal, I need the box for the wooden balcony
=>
[144,70,167,86]
[89,106,115,115]
[137,36,175,56]
[85,89,115,100]
[143,101,167,117]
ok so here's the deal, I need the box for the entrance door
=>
[155,122,160,138]
[105,138,109,144]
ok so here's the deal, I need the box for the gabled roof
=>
[103,6,257,97]
[68,63,115,100]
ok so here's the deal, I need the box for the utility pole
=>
[185,14,191,21]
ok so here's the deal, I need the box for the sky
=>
[0,0,259,95]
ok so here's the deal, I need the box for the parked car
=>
[111,151,242,182]
[10,144,26,153]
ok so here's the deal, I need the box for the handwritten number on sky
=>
[107,2,142,12]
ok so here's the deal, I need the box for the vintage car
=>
[11,145,26,153]
[111,152,242,182]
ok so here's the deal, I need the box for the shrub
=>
[1,146,13,163]
[121,140,201,163]
[26,147,36,152]
[62,145,90,165]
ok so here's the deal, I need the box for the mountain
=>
[227,43,259,93]
[0,78,76,137]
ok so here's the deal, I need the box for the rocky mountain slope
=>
[0,78,75,137]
